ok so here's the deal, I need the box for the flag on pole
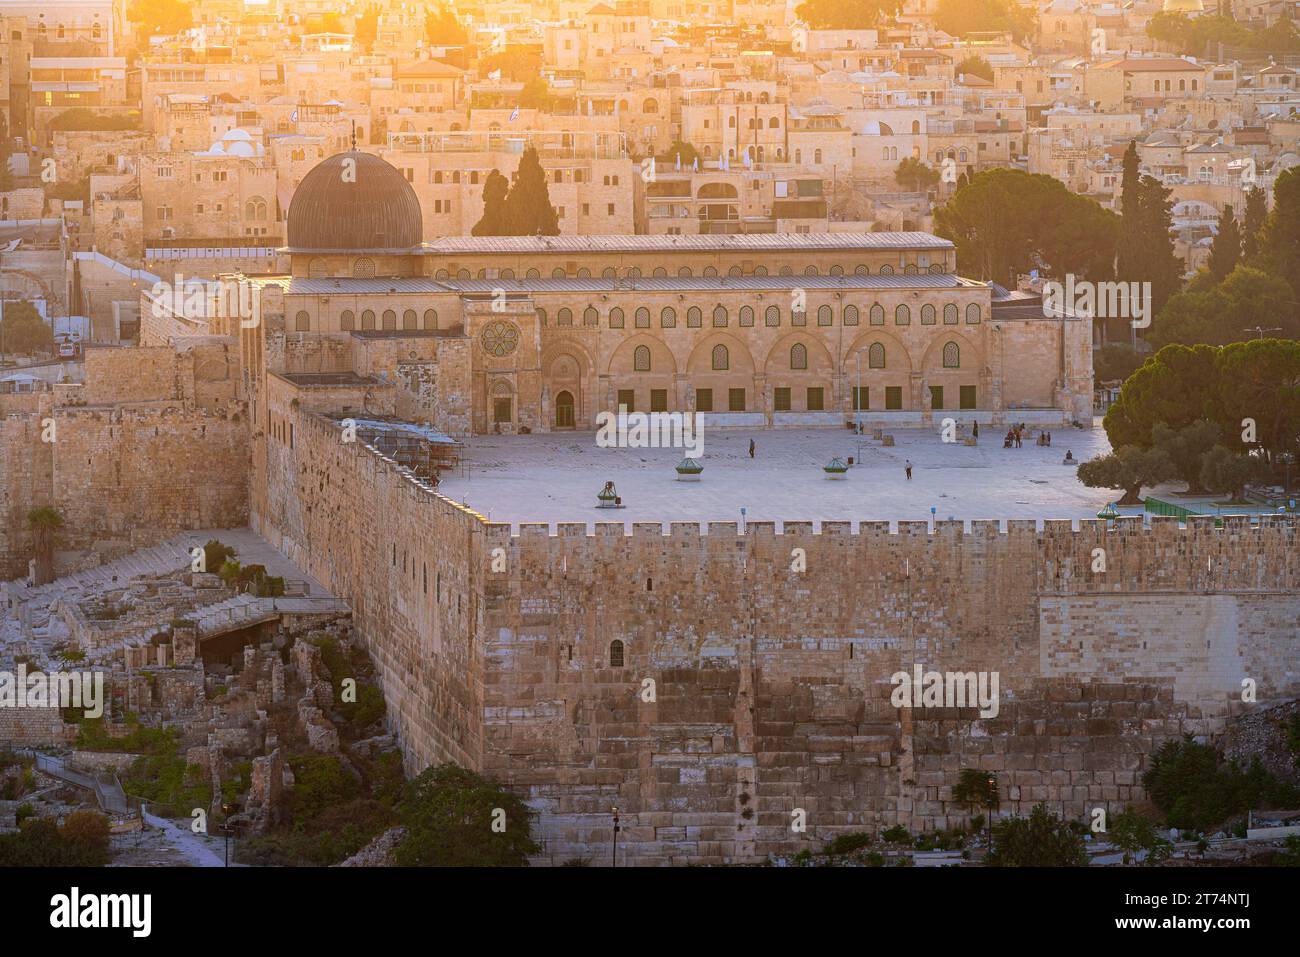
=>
[675,152,681,171]
[509,106,520,122]
[488,69,502,81]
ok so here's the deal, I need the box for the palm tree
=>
[26,507,64,585]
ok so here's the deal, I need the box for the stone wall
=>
[0,400,248,580]
[255,415,1300,865]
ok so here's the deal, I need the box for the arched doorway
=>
[555,390,575,428]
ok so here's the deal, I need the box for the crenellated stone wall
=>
[255,409,1300,864]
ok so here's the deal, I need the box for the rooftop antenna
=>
[350,120,357,151]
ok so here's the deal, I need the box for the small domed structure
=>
[824,457,849,478]
[675,457,703,481]
[286,151,423,252]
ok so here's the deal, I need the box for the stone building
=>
[238,150,1093,436]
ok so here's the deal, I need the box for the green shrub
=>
[987,804,1088,867]
[881,825,910,844]
[395,763,539,867]
[823,832,873,856]
[1143,737,1300,832]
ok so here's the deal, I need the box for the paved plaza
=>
[438,422,1139,530]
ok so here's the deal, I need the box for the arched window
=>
[643,98,658,114]
[687,307,702,328]
[557,308,573,326]
[382,309,397,330]
[435,269,449,280]
[769,116,779,127]
[609,640,625,668]
[814,149,823,164]
[943,342,960,368]
[856,264,869,276]
[403,309,418,329]
[679,266,694,277]
[895,305,911,325]
[739,305,754,327]
[912,120,921,135]
[870,304,885,325]
[804,265,819,276]
[536,308,547,326]
[308,257,328,278]
[628,267,642,278]
[353,257,375,279]
[361,309,376,330]
[765,305,781,327]
[457,269,471,279]
[577,267,591,278]
[526,268,541,279]
[712,305,728,327]
[904,264,919,275]
[830,264,844,276]
[966,304,981,324]
[817,305,833,326]
[552,267,567,278]
[634,345,651,371]
[609,307,625,329]
[635,307,650,328]
[790,343,808,370]
[501,268,515,279]
[652,267,667,277]
[879,265,894,276]
[779,266,793,277]
[754,266,768,276]
[584,306,599,326]
[869,343,885,368]
[944,304,959,325]
[602,267,617,278]
[729,265,743,277]
[294,310,310,331]
[921,304,936,325]
[423,309,438,330]
[340,310,355,331]
[660,307,676,328]
[844,305,859,326]
[712,344,729,370]
[703,266,718,277]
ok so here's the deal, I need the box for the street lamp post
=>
[221,802,236,867]
[611,806,620,868]
[986,775,997,850]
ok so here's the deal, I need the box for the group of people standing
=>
[1003,424,1052,449]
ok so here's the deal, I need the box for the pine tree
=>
[1207,205,1241,280]
[503,146,560,236]
[471,169,510,236]
[1242,185,1267,261]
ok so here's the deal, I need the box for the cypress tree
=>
[503,146,560,236]
[0,113,14,193]
[1207,205,1241,281]
[1242,185,1267,261]
[472,169,510,236]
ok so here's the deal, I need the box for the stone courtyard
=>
[440,423,1125,528]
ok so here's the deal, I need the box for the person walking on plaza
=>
[749,438,755,459]
[972,421,979,439]
[905,460,913,480]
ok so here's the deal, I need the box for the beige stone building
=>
[233,151,1093,441]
